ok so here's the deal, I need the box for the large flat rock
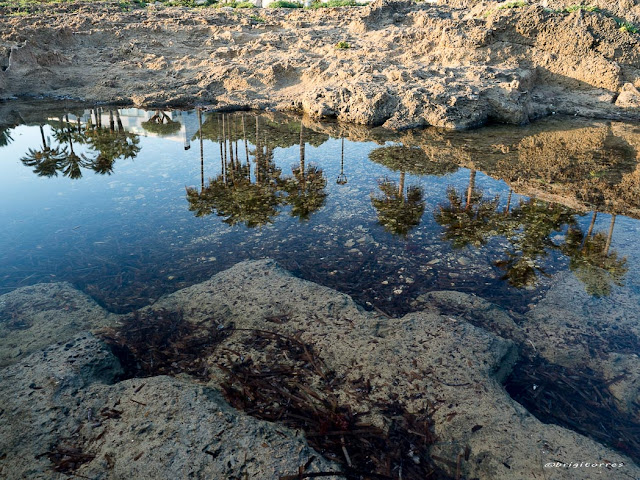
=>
[154,259,640,479]
[0,333,340,479]
[0,282,118,368]
[1,260,637,479]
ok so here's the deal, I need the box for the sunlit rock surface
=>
[0,332,341,480]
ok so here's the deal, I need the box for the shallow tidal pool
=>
[1,102,640,475]
[1,103,639,316]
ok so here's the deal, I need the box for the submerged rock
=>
[526,272,640,414]
[0,333,340,479]
[152,259,640,479]
[0,260,638,479]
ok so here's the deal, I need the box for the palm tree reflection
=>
[282,125,328,221]
[562,214,627,296]
[435,187,499,248]
[0,125,13,147]
[371,178,426,237]
[434,168,499,248]
[186,114,286,228]
[141,110,182,137]
[368,145,457,237]
[51,115,92,179]
[85,109,141,175]
[494,200,577,288]
[434,173,628,294]
[20,124,67,177]
[20,109,140,179]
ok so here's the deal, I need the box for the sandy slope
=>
[1,0,640,129]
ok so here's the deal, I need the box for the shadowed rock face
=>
[2,260,636,479]
[0,1,639,129]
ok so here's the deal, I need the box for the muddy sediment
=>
[1,0,640,129]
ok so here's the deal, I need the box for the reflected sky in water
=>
[0,105,638,315]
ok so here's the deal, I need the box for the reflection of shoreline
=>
[49,109,199,147]
[7,105,640,220]
[305,116,640,220]
[7,106,632,297]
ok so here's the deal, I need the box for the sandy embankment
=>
[1,0,640,129]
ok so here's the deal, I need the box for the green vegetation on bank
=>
[308,0,365,8]
[214,0,254,7]
[497,1,527,9]
[0,0,371,13]
[267,0,301,7]
[481,2,639,36]
[558,4,600,13]
[538,1,640,32]
[616,19,639,34]
[494,2,602,13]
[0,0,636,35]
[0,0,71,15]
[548,4,638,35]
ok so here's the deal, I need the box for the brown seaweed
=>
[505,357,640,463]
[99,308,231,379]
[217,329,450,480]
[40,444,95,475]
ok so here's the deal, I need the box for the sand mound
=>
[0,1,639,129]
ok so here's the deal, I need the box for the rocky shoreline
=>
[2,1,640,476]
[1,0,640,129]
[1,259,638,479]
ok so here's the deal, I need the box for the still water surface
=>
[2,103,640,469]
[1,105,638,317]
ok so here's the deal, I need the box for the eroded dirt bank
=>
[1,0,640,129]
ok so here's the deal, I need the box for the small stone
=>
[428,259,440,265]
[615,83,640,108]
[344,239,355,248]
